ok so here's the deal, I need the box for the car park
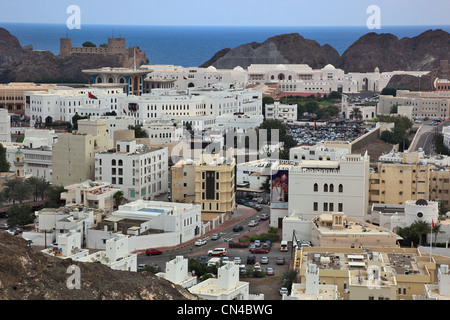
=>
[250,248,269,254]
[247,255,256,264]
[279,287,289,296]
[195,239,207,246]
[145,248,163,255]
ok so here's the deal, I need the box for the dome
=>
[205,66,217,72]
[276,64,287,70]
[374,67,380,73]
[415,199,428,206]
[233,66,244,72]
[323,64,335,70]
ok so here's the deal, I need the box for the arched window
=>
[96,76,103,83]
[118,160,123,166]
[119,77,125,84]
[324,184,328,192]
[111,159,116,166]
[108,77,114,83]
[330,184,334,192]
[339,184,343,193]
[314,183,318,192]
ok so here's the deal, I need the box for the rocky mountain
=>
[201,29,450,73]
[0,27,25,68]
[200,33,340,69]
[0,27,149,83]
[338,29,450,73]
[0,233,199,300]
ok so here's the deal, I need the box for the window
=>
[314,183,318,192]
[338,203,343,212]
[323,203,328,211]
[339,184,343,193]
[313,202,318,211]
[324,184,328,192]
[112,159,116,166]
[329,184,334,192]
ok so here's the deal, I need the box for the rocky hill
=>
[200,33,340,69]
[201,29,450,73]
[0,27,149,83]
[0,233,199,300]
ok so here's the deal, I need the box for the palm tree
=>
[3,178,31,204]
[26,176,42,202]
[411,220,430,246]
[350,107,362,120]
[432,222,443,244]
[113,190,124,209]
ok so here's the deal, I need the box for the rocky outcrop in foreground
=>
[0,233,199,300]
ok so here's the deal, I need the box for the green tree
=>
[128,125,148,138]
[113,190,124,208]
[3,178,32,204]
[281,269,298,292]
[26,176,49,202]
[7,204,34,228]
[328,91,342,100]
[0,143,10,172]
[411,220,431,246]
[72,113,88,131]
[432,133,450,156]
[350,107,362,120]
[82,41,97,47]
[45,185,66,208]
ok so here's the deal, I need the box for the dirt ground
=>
[247,275,284,300]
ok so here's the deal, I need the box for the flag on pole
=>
[123,108,127,114]
[88,92,98,99]
[183,76,187,80]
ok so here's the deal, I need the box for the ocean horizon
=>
[2,22,449,68]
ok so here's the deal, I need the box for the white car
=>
[279,287,289,296]
[195,239,207,246]
[248,220,258,227]
[234,257,241,264]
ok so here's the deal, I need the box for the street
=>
[410,120,446,155]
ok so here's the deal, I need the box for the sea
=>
[1,23,450,68]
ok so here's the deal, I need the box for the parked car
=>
[254,240,261,247]
[145,248,163,255]
[279,287,289,296]
[247,255,256,264]
[208,248,227,256]
[5,229,16,235]
[0,223,9,230]
[250,248,269,254]
[195,239,207,246]
[266,267,274,276]
[137,264,146,270]
[254,262,262,272]
[260,256,269,264]
[254,204,262,211]
[248,220,258,227]
[211,233,220,240]
[236,199,245,205]
[260,213,269,220]
[245,202,254,207]
[249,244,256,251]
[222,257,230,264]
[276,257,286,265]
[233,225,243,232]
[233,257,241,264]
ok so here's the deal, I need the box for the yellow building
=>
[170,159,197,203]
[295,246,440,300]
[195,155,235,216]
[52,119,112,187]
[369,153,430,206]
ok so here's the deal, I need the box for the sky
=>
[0,0,449,27]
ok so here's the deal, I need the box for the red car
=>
[250,248,269,254]
[145,248,162,256]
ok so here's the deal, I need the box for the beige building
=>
[170,159,197,203]
[369,153,430,206]
[0,82,56,115]
[60,180,120,214]
[195,155,236,218]
[52,119,112,187]
[311,212,398,248]
[295,246,440,300]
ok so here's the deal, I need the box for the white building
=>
[142,117,184,145]
[421,264,450,300]
[119,86,262,129]
[265,102,296,124]
[25,86,126,126]
[188,262,250,300]
[78,234,137,272]
[95,140,168,201]
[41,230,90,260]
[236,158,276,190]
[111,200,202,249]
[4,129,57,181]
[142,64,248,92]
[156,256,198,288]
[289,143,349,162]
[0,108,11,142]
[214,112,264,134]
[90,115,135,140]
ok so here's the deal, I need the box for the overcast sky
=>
[1,0,449,26]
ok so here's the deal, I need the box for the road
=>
[410,120,448,155]
[137,204,293,299]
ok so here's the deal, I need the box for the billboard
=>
[271,169,288,204]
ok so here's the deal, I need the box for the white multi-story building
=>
[0,108,11,142]
[142,64,248,92]
[25,86,126,126]
[4,129,57,181]
[289,143,349,161]
[95,140,168,201]
[90,115,135,140]
[377,90,450,119]
[142,116,184,145]
[119,86,262,129]
[265,102,296,124]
